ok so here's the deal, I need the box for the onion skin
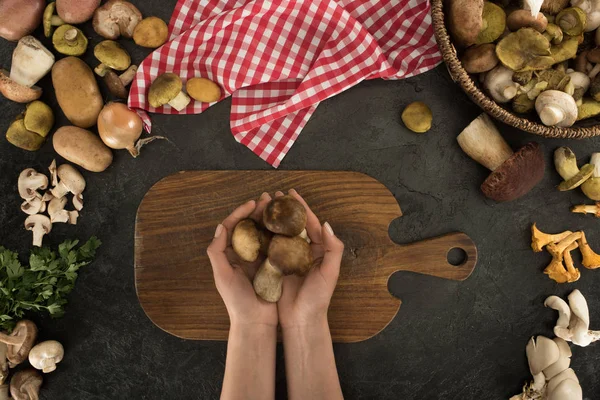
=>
[97,102,143,157]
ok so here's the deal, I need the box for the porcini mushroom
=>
[24,215,51,247]
[253,235,313,302]
[484,65,519,103]
[18,168,48,201]
[9,369,42,400]
[56,0,101,24]
[535,90,578,127]
[148,73,191,111]
[52,25,87,56]
[0,36,54,103]
[263,195,308,236]
[98,65,138,99]
[92,0,142,40]
[581,153,600,200]
[231,219,271,262]
[447,0,484,47]
[133,17,169,48]
[531,223,573,252]
[43,2,65,38]
[28,341,64,373]
[0,320,37,367]
[457,113,544,202]
[576,231,600,268]
[507,10,548,31]
[93,40,131,73]
[50,164,85,199]
[0,0,44,42]
[461,44,499,73]
[401,101,433,133]
[475,2,506,44]
[571,202,600,217]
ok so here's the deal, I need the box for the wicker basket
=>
[430,0,600,138]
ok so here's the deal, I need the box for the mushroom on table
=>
[24,215,52,247]
[28,341,64,373]
[148,73,191,111]
[0,320,37,367]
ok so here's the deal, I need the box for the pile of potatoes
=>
[448,0,600,127]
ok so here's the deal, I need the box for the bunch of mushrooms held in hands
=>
[449,0,600,126]
[6,101,54,152]
[18,161,86,247]
[457,113,545,202]
[553,147,600,202]
[98,102,164,157]
[0,36,54,103]
[531,223,600,283]
[93,40,138,100]
[231,195,313,302]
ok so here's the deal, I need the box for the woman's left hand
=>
[206,193,278,328]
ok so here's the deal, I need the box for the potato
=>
[53,126,113,172]
[52,57,103,128]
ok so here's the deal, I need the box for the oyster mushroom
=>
[0,320,37,367]
[507,10,548,32]
[530,223,573,252]
[18,168,48,201]
[24,214,51,247]
[581,153,600,200]
[148,73,191,111]
[496,28,553,72]
[133,16,169,48]
[484,65,519,103]
[43,2,65,38]
[52,25,87,56]
[571,0,600,31]
[92,0,142,40]
[461,44,499,73]
[457,113,545,202]
[475,1,506,44]
[527,336,560,389]
[567,290,600,346]
[535,90,578,127]
[447,0,484,47]
[28,341,64,373]
[0,0,44,41]
[0,36,54,103]
[9,369,42,400]
[545,296,572,338]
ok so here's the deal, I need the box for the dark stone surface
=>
[1,2,600,399]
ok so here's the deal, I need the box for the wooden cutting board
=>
[134,171,477,343]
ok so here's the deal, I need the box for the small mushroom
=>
[0,0,44,42]
[186,77,222,103]
[571,0,600,31]
[133,16,169,48]
[484,65,519,103]
[56,0,101,24]
[92,0,142,40]
[93,40,131,73]
[52,25,87,56]
[401,101,432,133]
[531,223,573,252]
[475,2,506,44]
[9,369,42,400]
[461,44,499,73]
[554,147,594,190]
[253,259,283,302]
[18,168,48,201]
[28,341,64,373]
[557,164,594,191]
[50,164,86,199]
[20,197,45,215]
[457,113,544,202]
[496,28,553,72]
[148,73,191,111]
[42,2,65,38]
[581,153,600,200]
[48,160,58,187]
[0,320,37,367]
[263,195,307,236]
[506,10,548,32]
[555,7,587,35]
[447,0,484,47]
[535,90,578,127]
[24,215,51,247]
[576,231,600,268]
[100,65,138,100]
[47,196,68,223]
[231,218,272,262]
[571,201,600,217]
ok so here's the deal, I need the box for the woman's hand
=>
[277,189,345,329]
[207,193,278,328]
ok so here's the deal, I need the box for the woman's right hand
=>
[276,189,345,329]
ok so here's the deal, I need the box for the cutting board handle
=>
[379,232,477,281]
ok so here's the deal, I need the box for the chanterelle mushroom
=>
[263,195,308,237]
[148,73,191,111]
[571,202,600,217]
[50,164,86,199]
[28,341,64,373]
[24,215,52,247]
[10,369,42,400]
[0,320,37,368]
[544,232,582,283]
[576,231,600,269]
[530,223,573,252]
[92,0,142,40]
[457,114,544,202]
[18,168,48,201]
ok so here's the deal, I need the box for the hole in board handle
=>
[447,247,468,267]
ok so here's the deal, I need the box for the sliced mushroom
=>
[18,169,48,201]
[148,73,191,111]
[48,160,58,187]
[20,197,45,215]
[24,215,51,247]
[28,341,64,373]
[47,196,67,222]
[73,194,83,211]
[50,164,86,199]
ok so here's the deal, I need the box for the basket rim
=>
[430,0,600,139]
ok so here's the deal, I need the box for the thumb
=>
[206,224,233,283]
[319,222,344,285]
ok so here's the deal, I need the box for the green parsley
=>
[0,237,101,331]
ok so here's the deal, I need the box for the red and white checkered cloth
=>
[128,0,441,167]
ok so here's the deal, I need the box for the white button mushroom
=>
[28,340,64,373]
[535,90,578,127]
[484,65,519,103]
[17,168,48,201]
[20,197,45,215]
[24,214,51,247]
[49,164,85,199]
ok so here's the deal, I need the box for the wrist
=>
[281,313,329,334]
[230,321,278,335]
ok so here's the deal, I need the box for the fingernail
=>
[289,188,297,194]
[260,192,269,199]
[324,222,334,236]
[214,224,224,238]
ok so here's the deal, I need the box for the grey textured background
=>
[1,1,600,399]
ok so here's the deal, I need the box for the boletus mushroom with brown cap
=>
[461,44,499,73]
[93,0,142,40]
[447,0,484,47]
[97,66,138,100]
[29,340,64,373]
[263,195,307,237]
[148,73,191,111]
[0,320,37,367]
[0,0,45,41]
[10,369,42,400]
[231,218,272,262]
[457,113,545,202]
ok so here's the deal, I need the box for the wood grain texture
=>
[135,171,477,342]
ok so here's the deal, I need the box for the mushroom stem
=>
[168,91,191,111]
[50,181,70,199]
[0,384,7,400]
[0,333,25,347]
[51,15,64,26]
[539,105,565,126]
[25,386,39,400]
[31,224,46,247]
[457,113,514,171]
[119,65,137,86]
[94,63,110,77]
[571,203,600,216]
[63,28,78,45]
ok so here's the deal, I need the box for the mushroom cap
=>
[94,40,131,71]
[6,320,38,367]
[52,25,87,56]
[526,336,560,375]
[148,73,183,108]
[546,378,582,400]
[253,259,283,302]
[447,0,484,47]
[0,0,45,41]
[0,69,42,103]
[24,214,52,235]
[535,90,578,127]
[28,340,64,373]
[186,78,222,103]
[461,43,499,74]
[401,101,432,133]
[546,368,580,395]
[506,10,548,32]
[481,142,544,202]
[93,0,142,40]
[6,117,45,152]
[56,164,86,194]
[43,2,58,38]
[56,0,101,24]
[133,16,169,48]
[475,2,506,45]
[9,368,42,400]
[263,195,307,237]
[18,168,48,200]
[232,219,262,262]
[103,70,128,99]
[24,101,54,138]
[496,28,554,72]
[268,235,313,276]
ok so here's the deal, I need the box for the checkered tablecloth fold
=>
[128,0,441,167]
